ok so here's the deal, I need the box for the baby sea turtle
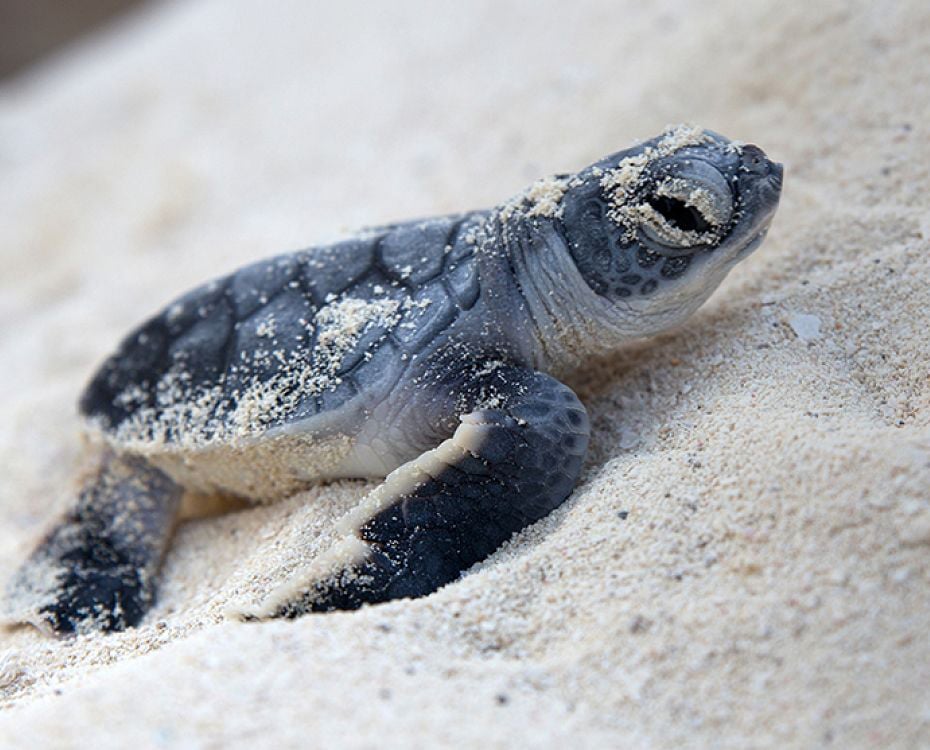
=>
[8,125,782,634]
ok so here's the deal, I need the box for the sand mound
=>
[1,1,928,746]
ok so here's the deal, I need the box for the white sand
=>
[1,0,929,746]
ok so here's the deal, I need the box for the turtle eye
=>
[647,195,712,234]
[638,169,733,253]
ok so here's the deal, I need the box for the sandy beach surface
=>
[1,1,928,747]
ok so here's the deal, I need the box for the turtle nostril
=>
[741,144,772,177]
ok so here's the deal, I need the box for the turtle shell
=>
[81,213,483,454]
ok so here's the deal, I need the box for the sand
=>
[1,0,929,747]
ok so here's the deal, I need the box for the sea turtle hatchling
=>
[7,125,782,634]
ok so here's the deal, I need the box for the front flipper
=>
[5,451,182,635]
[252,365,590,618]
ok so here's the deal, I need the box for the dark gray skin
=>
[7,127,782,633]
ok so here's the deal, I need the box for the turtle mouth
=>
[734,229,768,260]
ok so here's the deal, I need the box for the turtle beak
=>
[740,144,783,212]
[768,161,784,189]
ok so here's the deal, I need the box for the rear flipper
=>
[5,451,182,635]
[248,365,590,618]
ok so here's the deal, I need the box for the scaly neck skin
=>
[471,214,645,378]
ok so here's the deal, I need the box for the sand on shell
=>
[1,1,929,747]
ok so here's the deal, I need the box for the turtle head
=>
[558,125,782,335]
